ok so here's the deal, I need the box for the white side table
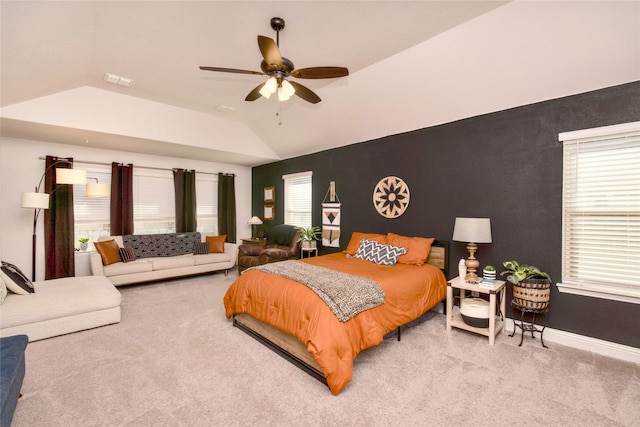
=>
[446,276,507,345]
[301,247,318,259]
[74,251,94,277]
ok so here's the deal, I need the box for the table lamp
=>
[248,216,263,238]
[452,217,492,283]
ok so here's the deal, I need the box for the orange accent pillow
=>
[343,232,387,256]
[386,233,435,266]
[206,235,227,253]
[94,239,122,266]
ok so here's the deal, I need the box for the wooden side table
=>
[446,276,507,345]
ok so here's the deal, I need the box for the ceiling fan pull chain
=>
[277,102,282,126]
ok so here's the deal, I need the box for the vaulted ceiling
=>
[1,1,638,166]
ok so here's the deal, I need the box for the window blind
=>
[134,170,175,234]
[196,173,217,233]
[73,166,111,245]
[560,122,640,301]
[283,171,312,228]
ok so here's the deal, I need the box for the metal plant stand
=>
[509,301,549,348]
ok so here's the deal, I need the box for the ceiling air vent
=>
[104,72,133,87]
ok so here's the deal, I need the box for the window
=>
[283,171,312,228]
[558,121,640,304]
[134,170,176,234]
[74,166,219,240]
[73,165,111,249]
[196,173,218,234]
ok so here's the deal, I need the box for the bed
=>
[223,233,448,395]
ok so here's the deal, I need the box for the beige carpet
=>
[11,272,639,427]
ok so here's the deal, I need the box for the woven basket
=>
[512,279,550,310]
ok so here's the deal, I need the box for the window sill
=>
[557,282,640,305]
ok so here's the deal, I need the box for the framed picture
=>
[264,186,275,203]
[264,204,275,221]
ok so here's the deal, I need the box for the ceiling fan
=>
[199,17,349,104]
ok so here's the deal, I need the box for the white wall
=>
[0,137,252,280]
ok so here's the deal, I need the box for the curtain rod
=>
[38,157,234,177]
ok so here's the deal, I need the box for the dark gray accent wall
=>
[252,81,640,348]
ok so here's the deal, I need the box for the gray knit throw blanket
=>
[248,260,385,322]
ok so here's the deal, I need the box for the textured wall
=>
[252,81,640,347]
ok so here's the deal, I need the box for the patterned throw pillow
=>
[354,239,408,266]
[0,261,35,294]
[118,246,136,263]
[193,242,210,255]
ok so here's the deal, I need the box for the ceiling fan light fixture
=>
[281,79,295,97]
[277,86,291,102]
[259,76,278,98]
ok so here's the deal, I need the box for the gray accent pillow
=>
[193,242,210,255]
[118,246,136,263]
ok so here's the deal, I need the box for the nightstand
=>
[446,276,506,345]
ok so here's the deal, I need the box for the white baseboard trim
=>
[504,317,640,364]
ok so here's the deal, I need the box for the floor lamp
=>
[21,160,87,281]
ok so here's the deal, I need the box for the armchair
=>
[238,224,301,273]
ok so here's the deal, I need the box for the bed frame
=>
[232,240,449,386]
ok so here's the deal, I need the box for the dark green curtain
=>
[217,173,236,243]
[173,169,197,232]
[110,162,134,235]
[44,156,75,279]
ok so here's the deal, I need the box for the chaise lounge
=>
[0,275,121,342]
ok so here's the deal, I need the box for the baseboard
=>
[504,317,640,364]
[430,301,445,314]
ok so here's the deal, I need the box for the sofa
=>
[0,276,121,342]
[90,232,238,286]
[0,335,27,427]
[237,224,301,273]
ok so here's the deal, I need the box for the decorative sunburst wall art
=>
[372,176,410,218]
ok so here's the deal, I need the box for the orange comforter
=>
[223,252,447,394]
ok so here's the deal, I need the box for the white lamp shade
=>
[56,168,87,185]
[277,86,291,101]
[86,182,110,198]
[281,80,295,97]
[21,192,50,209]
[248,216,263,225]
[259,77,277,98]
[452,217,492,243]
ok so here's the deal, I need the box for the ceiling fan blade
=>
[199,66,264,76]
[257,36,282,69]
[245,83,265,102]
[290,67,349,79]
[289,81,321,104]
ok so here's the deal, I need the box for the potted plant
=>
[501,260,551,310]
[78,237,89,251]
[296,226,321,249]
[482,265,496,279]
